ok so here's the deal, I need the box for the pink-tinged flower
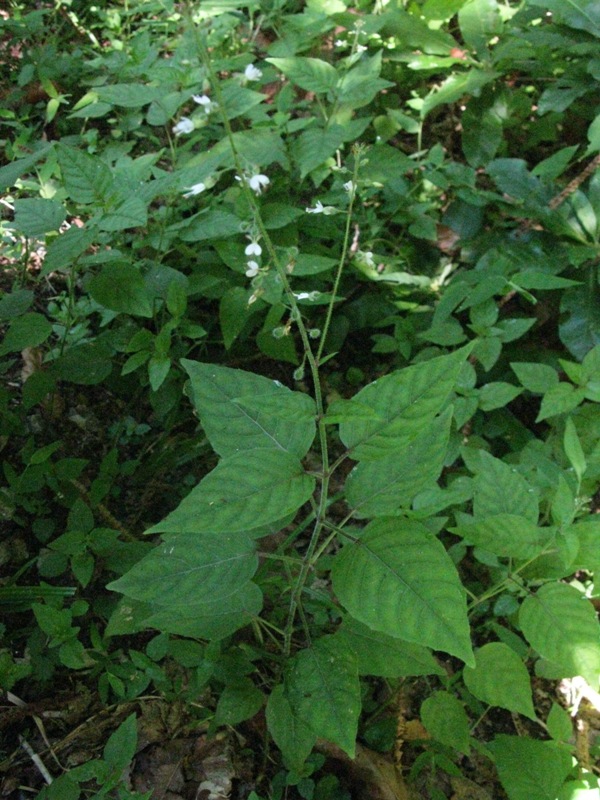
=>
[172,117,194,136]
[244,63,262,81]
[182,182,206,198]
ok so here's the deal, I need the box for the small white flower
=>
[236,172,270,196]
[182,182,207,198]
[306,201,338,215]
[343,180,356,195]
[335,39,346,47]
[245,261,260,277]
[248,173,270,195]
[244,63,262,81]
[295,291,320,301]
[245,241,262,257]
[172,117,194,136]
[192,94,217,113]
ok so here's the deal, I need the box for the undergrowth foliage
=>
[2,0,600,798]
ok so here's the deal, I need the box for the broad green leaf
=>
[266,685,316,773]
[572,518,600,574]
[0,313,52,356]
[57,143,113,204]
[103,713,137,772]
[215,679,263,726]
[511,362,559,394]
[472,450,539,521]
[147,450,315,535]
[285,635,360,757]
[292,255,338,277]
[179,209,242,242]
[337,618,444,677]
[266,57,338,94]
[0,289,33,320]
[519,583,600,686]
[546,703,573,743]
[458,0,502,58]
[339,346,470,460]
[560,286,600,361]
[291,125,347,179]
[537,383,587,422]
[41,227,96,276]
[528,0,600,38]
[96,83,163,107]
[345,408,452,517]
[335,51,394,108]
[0,144,51,190]
[331,518,473,665]
[143,581,263,640]
[107,531,258,606]
[564,418,587,483]
[463,643,536,719]
[490,735,573,800]
[451,514,548,560]
[220,82,264,120]
[88,263,152,317]
[182,360,316,458]
[51,343,113,385]
[478,381,522,411]
[261,203,304,230]
[420,68,498,117]
[13,198,66,237]
[380,7,457,53]
[98,196,148,231]
[421,691,470,754]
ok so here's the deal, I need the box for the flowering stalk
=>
[184,5,353,656]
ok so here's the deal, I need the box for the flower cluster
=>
[172,93,217,136]
[245,234,262,277]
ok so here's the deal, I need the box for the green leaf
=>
[0,144,51,190]
[182,360,316,459]
[458,0,502,58]
[345,408,452,517]
[420,68,498,117]
[421,691,471,754]
[266,685,317,773]
[107,585,261,642]
[103,713,137,772]
[215,678,263,725]
[572,517,600,574]
[220,287,252,349]
[291,125,347,179]
[331,518,473,665]
[13,198,66,237]
[147,450,315,535]
[546,703,573,743]
[0,313,52,356]
[0,289,33,320]
[88,263,152,317]
[451,515,548,560]
[108,531,258,606]
[266,57,338,94]
[471,451,539,522]
[98,196,148,231]
[490,735,572,800]
[564,418,587,483]
[56,143,113,204]
[511,362,559,394]
[478,381,522,411]
[528,0,600,38]
[96,83,163,107]
[537,383,586,422]
[337,618,444,677]
[42,227,96,276]
[220,82,264,120]
[179,208,242,242]
[339,346,471,461]
[285,635,360,757]
[560,285,600,360]
[519,583,600,685]
[52,343,113,385]
[463,643,536,719]
[335,51,394,108]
